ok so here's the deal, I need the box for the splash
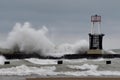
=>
[47,40,89,57]
[2,22,54,55]
[0,56,6,65]
[0,22,89,57]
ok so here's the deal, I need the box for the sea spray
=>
[2,22,55,55]
[0,55,6,65]
[47,40,89,57]
[73,40,89,53]
[0,22,89,57]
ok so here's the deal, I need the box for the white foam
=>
[89,58,105,61]
[2,22,55,55]
[25,58,57,65]
[0,56,6,65]
[108,50,117,54]
[73,40,89,53]
[0,22,89,57]
[68,64,98,70]
[63,59,87,64]
[62,64,120,76]
[47,40,89,57]
[0,64,120,76]
[0,65,56,76]
[61,70,120,76]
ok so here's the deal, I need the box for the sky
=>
[0,0,120,49]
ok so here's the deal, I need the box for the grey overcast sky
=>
[0,0,120,49]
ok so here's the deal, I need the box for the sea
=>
[0,58,120,80]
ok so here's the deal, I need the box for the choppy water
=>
[1,58,120,80]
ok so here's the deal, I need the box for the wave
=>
[0,22,88,57]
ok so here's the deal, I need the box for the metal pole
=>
[98,22,101,34]
[91,22,94,34]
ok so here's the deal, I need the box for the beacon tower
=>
[87,15,104,54]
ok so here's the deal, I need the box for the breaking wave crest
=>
[0,63,120,76]
[0,22,88,57]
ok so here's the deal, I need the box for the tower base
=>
[87,49,103,54]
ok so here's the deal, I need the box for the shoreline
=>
[26,77,120,80]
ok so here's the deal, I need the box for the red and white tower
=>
[88,14,104,54]
[91,14,101,34]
